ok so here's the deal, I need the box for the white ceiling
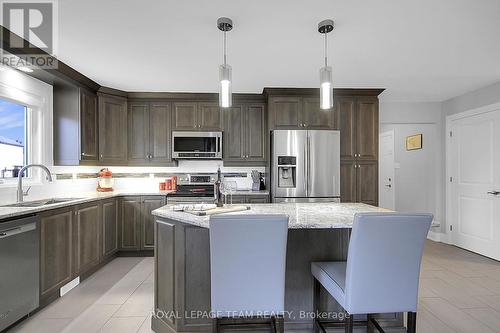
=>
[56,0,500,102]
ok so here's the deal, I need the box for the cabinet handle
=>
[100,154,103,158]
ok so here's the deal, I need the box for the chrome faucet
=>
[17,164,53,202]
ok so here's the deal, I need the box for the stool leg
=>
[345,313,353,333]
[272,315,284,333]
[367,314,374,332]
[407,312,417,333]
[212,317,219,333]
[313,278,321,333]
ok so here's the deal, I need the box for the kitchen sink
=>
[2,198,84,208]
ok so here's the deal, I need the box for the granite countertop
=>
[0,190,175,221]
[152,202,390,229]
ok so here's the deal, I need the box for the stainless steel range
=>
[166,174,217,204]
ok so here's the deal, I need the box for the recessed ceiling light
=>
[18,66,34,73]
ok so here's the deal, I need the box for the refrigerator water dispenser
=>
[277,156,296,188]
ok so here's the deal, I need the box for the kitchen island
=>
[152,203,404,333]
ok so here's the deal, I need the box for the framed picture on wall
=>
[406,134,423,151]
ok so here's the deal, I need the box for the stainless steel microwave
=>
[172,131,223,159]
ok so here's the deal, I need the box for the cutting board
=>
[185,205,250,216]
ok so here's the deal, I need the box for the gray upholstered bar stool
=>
[209,214,289,333]
[311,213,432,333]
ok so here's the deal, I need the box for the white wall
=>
[380,102,444,230]
[442,81,500,116]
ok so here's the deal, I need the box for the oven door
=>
[172,131,222,159]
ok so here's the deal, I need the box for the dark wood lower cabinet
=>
[119,195,165,251]
[340,161,357,203]
[74,203,100,275]
[222,194,270,204]
[38,196,164,307]
[356,161,378,206]
[119,197,142,251]
[141,196,166,250]
[40,208,74,298]
[102,199,118,258]
[340,160,378,206]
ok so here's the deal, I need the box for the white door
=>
[379,130,395,210]
[450,109,500,260]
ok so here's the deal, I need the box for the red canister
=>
[171,176,177,191]
[159,182,166,191]
[165,178,173,191]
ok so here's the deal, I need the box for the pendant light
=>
[217,17,233,108]
[318,19,334,110]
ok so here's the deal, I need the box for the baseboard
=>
[427,229,452,244]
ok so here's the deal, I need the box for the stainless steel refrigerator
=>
[271,130,340,203]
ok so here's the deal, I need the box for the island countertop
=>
[152,202,389,229]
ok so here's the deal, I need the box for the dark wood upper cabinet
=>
[149,103,172,164]
[223,105,244,160]
[127,102,150,164]
[198,103,222,130]
[173,102,198,130]
[74,203,100,276]
[223,103,266,165]
[53,83,98,165]
[268,96,301,129]
[245,104,266,161]
[302,97,334,129]
[337,97,356,160]
[98,93,127,164]
[40,208,73,297]
[356,97,379,160]
[268,96,336,130]
[173,102,222,131]
[141,196,166,250]
[80,90,99,161]
[128,101,173,165]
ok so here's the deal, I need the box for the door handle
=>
[487,191,500,196]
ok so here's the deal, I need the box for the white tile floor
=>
[9,257,154,333]
[8,240,500,333]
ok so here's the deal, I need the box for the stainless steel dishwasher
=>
[0,215,39,331]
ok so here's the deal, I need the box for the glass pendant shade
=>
[219,64,232,108]
[320,66,333,109]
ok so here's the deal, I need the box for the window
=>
[0,98,29,178]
